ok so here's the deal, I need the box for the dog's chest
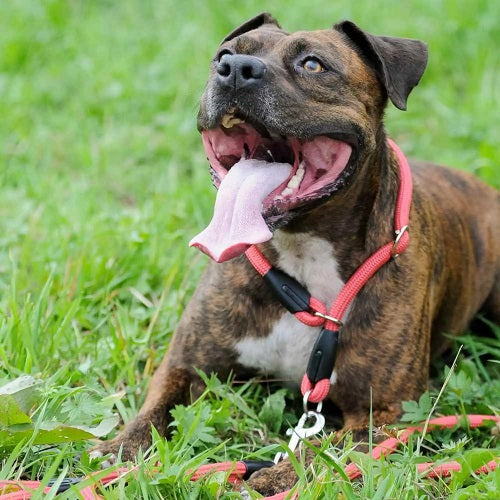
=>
[235,232,345,384]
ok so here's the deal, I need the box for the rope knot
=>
[301,375,331,403]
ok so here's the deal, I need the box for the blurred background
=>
[0,0,498,419]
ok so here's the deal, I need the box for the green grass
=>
[0,0,498,498]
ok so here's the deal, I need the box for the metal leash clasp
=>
[274,410,326,464]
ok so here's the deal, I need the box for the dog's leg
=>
[243,451,312,497]
[90,350,202,461]
[91,260,276,462]
[484,275,500,324]
[90,311,231,460]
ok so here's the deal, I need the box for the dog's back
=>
[411,160,499,352]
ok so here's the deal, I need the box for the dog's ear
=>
[222,12,281,43]
[334,21,428,110]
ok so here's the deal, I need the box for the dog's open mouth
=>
[190,109,352,262]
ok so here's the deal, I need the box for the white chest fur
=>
[235,232,345,384]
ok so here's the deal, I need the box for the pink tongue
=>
[190,159,292,262]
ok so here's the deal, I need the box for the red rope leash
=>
[264,414,500,500]
[246,139,413,403]
[2,415,497,499]
[0,468,130,500]
[0,462,265,499]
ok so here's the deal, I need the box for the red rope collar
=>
[245,139,412,403]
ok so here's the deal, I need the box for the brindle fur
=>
[93,13,499,495]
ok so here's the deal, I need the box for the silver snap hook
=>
[274,410,325,464]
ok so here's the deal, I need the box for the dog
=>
[92,13,499,495]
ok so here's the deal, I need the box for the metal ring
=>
[303,390,324,414]
[303,390,311,413]
[391,225,409,257]
[313,311,343,327]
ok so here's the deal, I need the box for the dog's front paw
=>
[88,417,156,465]
[243,459,298,497]
[88,445,117,469]
[89,433,144,465]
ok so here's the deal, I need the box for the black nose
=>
[216,54,266,90]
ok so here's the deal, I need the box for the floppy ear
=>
[334,21,428,110]
[222,12,281,43]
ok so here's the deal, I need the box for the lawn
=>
[0,0,499,498]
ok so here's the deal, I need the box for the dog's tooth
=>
[221,113,244,128]
[221,113,233,128]
[287,176,301,189]
[281,187,293,197]
[265,149,275,162]
[229,117,244,127]
[285,162,305,190]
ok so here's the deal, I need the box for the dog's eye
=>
[302,57,325,73]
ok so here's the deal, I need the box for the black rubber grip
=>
[306,328,340,383]
[48,477,82,493]
[242,460,275,479]
[263,267,311,313]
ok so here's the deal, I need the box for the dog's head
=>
[191,14,427,262]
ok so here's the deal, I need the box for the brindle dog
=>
[91,13,499,495]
